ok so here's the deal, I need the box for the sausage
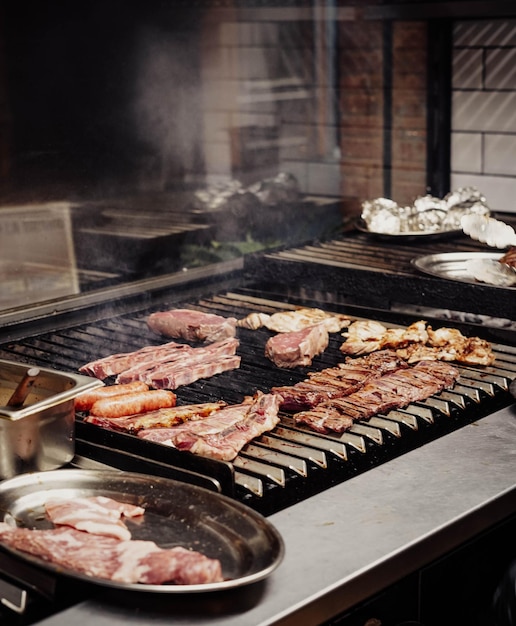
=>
[75,381,150,412]
[89,389,177,419]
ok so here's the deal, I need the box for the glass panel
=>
[0,1,476,315]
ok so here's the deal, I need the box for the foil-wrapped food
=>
[190,173,301,241]
[361,187,490,235]
[193,172,300,211]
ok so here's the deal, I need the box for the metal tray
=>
[355,218,462,242]
[0,469,284,593]
[412,252,515,289]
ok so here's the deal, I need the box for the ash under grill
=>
[0,288,514,516]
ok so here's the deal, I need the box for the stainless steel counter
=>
[36,403,516,626]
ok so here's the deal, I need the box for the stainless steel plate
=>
[355,218,461,242]
[0,469,284,593]
[412,252,515,289]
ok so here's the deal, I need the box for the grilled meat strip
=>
[138,393,282,461]
[271,349,407,411]
[80,338,241,390]
[294,360,460,434]
[85,401,227,434]
[45,496,144,541]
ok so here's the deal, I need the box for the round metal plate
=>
[412,252,515,289]
[0,469,284,593]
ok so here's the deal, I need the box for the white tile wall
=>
[486,48,516,89]
[484,134,516,176]
[452,91,516,132]
[453,48,483,89]
[451,172,516,213]
[451,132,482,173]
[451,20,516,214]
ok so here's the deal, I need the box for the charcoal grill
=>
[245,218,516,323]
[0,241,514,626]
[0,278,514,518]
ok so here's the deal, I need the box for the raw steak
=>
[147,309,237,343]
[265,323,329,368]
[0,523,223,585]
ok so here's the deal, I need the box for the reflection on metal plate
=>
[0,469,284,594]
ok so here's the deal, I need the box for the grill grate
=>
[1,287,514,516]
[244,229,516,322]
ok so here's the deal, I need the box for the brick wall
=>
[200,14,428,208]
[451,19,516,214]
[200,13,516,215]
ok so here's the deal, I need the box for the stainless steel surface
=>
[0,469,284,593]
[412,251,515,289]
[32,403,516,626]
[0,361,103,479]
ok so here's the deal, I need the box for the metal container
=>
[0,360,103,479]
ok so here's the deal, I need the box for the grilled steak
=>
[271,349,407,410]
[265,323,329,368]
[0,523,223,585]
[147,308,237,343]
[294,359,460,434]
[139,393,282,461]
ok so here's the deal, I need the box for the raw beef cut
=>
[147,308,237,343]
[45,496,144,541]
[0,523,223,585]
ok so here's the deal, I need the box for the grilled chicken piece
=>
[341,320,494,366]
[238,307,350,333]
[236,312,271,330]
